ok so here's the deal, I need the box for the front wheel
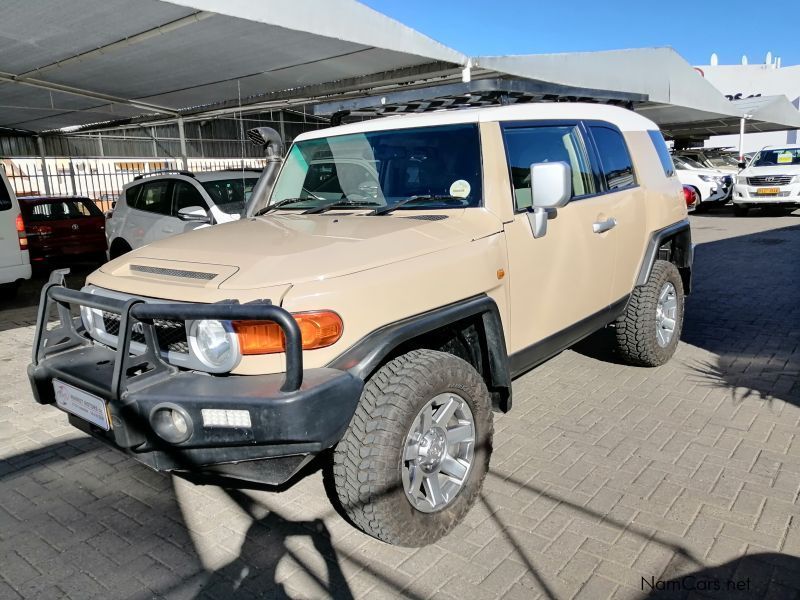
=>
[613,260,684,367]
[332,349,492,546]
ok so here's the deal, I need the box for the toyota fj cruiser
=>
[28,103,692,547]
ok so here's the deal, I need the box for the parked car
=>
[0,171,31,296]
[675,148,740,174]
[106,170,260,258]
[19,196,107,265]
[683,185,700,212]
[672,155,732,211]
[29,103,692,547]
[732,145,800,216]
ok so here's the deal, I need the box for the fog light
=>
[201,409,252,428]
[150,403,193,443]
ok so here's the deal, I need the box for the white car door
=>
[128,179,175,248]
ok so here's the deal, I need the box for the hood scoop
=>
[130,264,218,281]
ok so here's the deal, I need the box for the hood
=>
[676,167,727,178]
[743,164,800,176]
[100,210,502,290]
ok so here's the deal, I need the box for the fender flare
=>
[636,219,693,291]
[326,295,513,412]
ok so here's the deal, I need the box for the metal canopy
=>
[0,0,466,132]
[476,49,746,127]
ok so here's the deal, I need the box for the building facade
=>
[696,57,800,152]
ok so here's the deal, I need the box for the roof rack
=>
[133,169,195,180]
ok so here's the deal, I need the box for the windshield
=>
[706,154,738,167]
[673,156,705,170]
[752,148,800,167]
[265,124,483,212]
[201,177,259,215]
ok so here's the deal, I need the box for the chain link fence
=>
[2,157,267,212]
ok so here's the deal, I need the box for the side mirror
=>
[527,162,572,239]
[178,206,210,223]
[738,161,746,170]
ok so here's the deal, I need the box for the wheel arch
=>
[327,295,512,413]
[636,219,693,294]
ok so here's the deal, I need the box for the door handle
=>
[162,227,174,233]
[592,217,617,234]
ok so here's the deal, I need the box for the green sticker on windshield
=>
[777,152,793,164]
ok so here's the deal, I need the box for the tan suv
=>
[28,103,692,547]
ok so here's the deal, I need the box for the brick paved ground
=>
[1,208,799,599]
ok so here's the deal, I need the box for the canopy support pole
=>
[738,117,746,162]
[177,117,188,170]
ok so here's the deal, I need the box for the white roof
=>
[295,102,659,141]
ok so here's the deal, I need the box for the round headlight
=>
[189,319,240,372]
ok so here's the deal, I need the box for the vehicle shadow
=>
[572,220,800,408]
[0,440,356,599]
[682,222,800,407]
[644,552,800,599]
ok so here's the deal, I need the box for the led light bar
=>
[201,408,252,428]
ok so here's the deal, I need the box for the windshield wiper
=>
[303,198,382,214]
[371,195,465,215]
[253,197,312,216]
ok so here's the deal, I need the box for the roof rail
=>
[133,169,195,180]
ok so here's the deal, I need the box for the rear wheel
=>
[733,205,750,217]
[332,349,492,546]
[108,239,132,260]
[613,260,684,367]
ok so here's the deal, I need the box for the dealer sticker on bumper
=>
[53,379,110,430]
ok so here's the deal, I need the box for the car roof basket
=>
[133,169,195,180]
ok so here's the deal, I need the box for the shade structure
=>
[0,0,466,132]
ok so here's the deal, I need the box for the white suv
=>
[0,170,31,296]
[733,145,800,216]
[672,155,731,211]
[106,170,260,258]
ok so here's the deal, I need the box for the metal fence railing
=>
[2,157,267,213]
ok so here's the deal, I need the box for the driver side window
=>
[503,125,596,211]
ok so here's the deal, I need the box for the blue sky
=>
[361,1,798,67]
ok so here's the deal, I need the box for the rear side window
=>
[125,185,142,209]
[589,125,636,191]
[503,124,597,210]
[647,130,676,177]
[0,178,12,211]
[135,181,172,215]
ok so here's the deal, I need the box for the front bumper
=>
[733,184,800,206]
[28,278,363,485]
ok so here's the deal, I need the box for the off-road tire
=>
[332,349,492,546]
[613,260,684,367]
[733,205,750,217]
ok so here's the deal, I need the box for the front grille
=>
[747,175,794,186]
[101,312,189,354]
[130,264,217,280]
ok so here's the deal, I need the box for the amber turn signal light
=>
[232,311,343,355]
